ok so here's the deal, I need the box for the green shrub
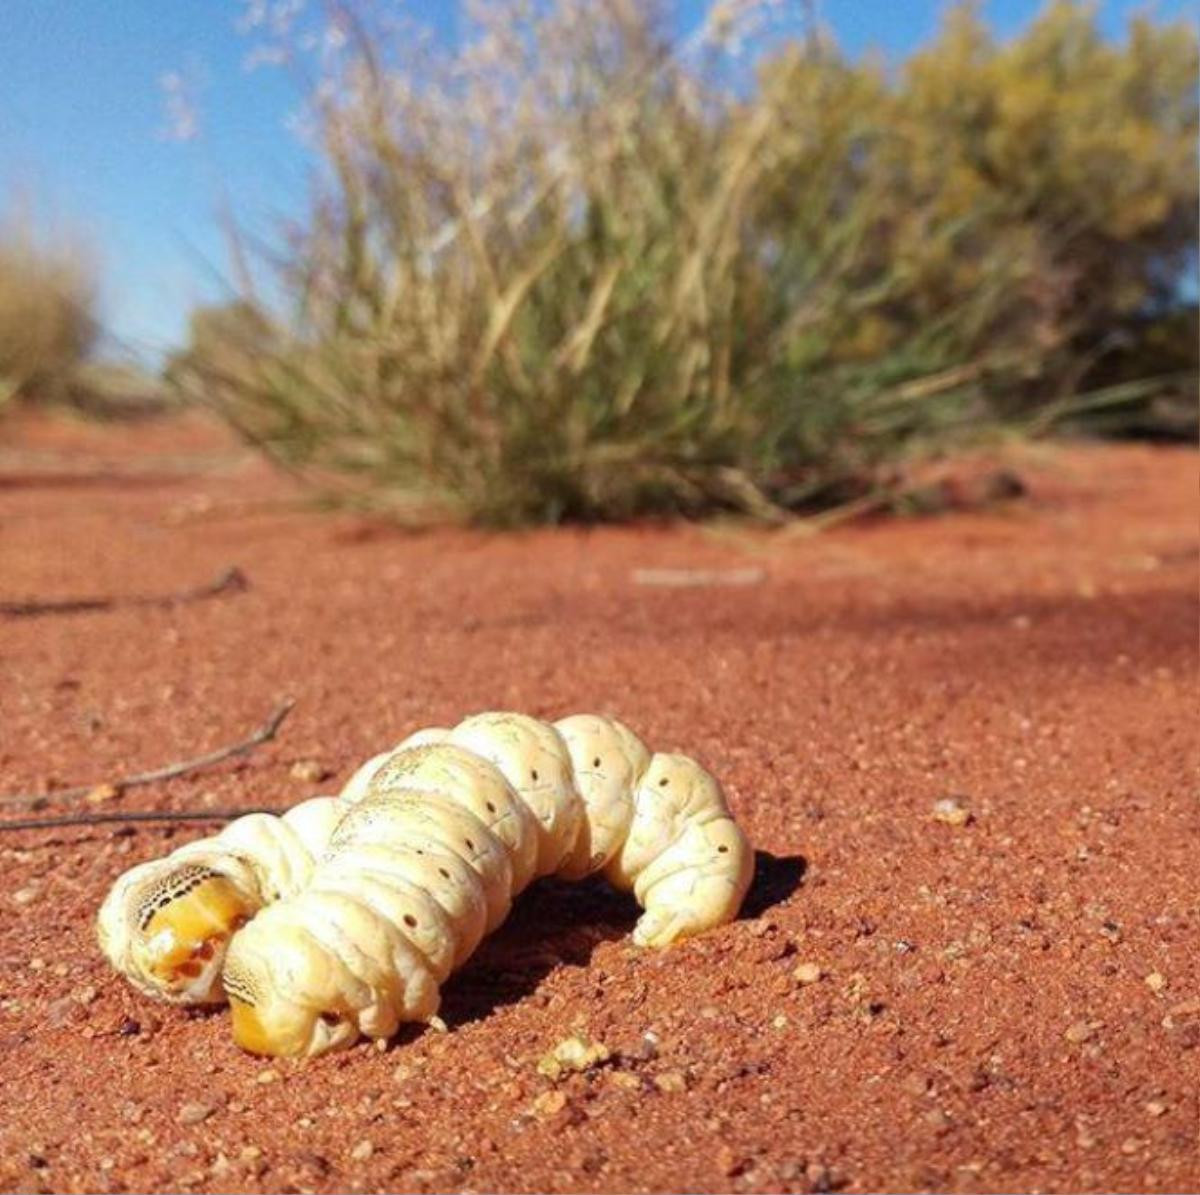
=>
[183,0,1198,524]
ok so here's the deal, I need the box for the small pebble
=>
[349,1140,374,1162]
[806,1162,833,1191]
[654,1071,687,1093]
[1145,972,1167,993]
[609,1072,642,1091]
[13,887,39,906]
[85,783,122,805]
[289,760,329,783]
[794,962,823,985]
[932,797,971,827]
[256,1068,279,1084]
[1065,1021,1095,1044]
[537,1033,611,1080]
[531,1089,568,1118]
[716,1146,745,1177]
[176,1101,217,1126]
[1144,1100,1167,1117]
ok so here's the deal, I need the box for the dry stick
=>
[0,808,288,833]
[0,565,249,618]
[0,699,296,811]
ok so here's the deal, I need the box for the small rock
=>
[177,1101,217,1126]
[772,1014,788,1029]
[118,1017,141,1038]
[531,1089,568,1119]
[654,1071,687,1093]
[1120,1137,1141,1156]
[13,886,39,906]
[72,985,98,1006]
[806,1161,834,1192]
[609,1071,642,1091]
[932,797,971,827]
[1065,1021,1095,1044]
[903,1073,930,1097]
[1145,972,1167,994]
[716,1146,745,1177]
[1144,1100,1167,1117]
[85,783,122,805]
[794,962,823,985]
[256,1068,279,1084]
[537,1033,611,1080]
[290,760,329,784]
[638,1031,660,1060]
[46,996,82,1028]
[349,1140,374,1162]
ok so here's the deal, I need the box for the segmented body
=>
[98,711,754,1056]
[223,712,753,1055]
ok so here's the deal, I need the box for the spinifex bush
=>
[184,0,1198,523]
[0,210,97,409]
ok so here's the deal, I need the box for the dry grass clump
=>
[176,0,1197,524]
[0,210,98,409]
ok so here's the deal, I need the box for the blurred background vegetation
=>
[0,205,98,411]
[7,0,1197,521]
[0,204,170,421]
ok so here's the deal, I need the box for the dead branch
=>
[0,565,249,618]
[0,699,296,810]
[0,807,287,833]
[632,567,765,588]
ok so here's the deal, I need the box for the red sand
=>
[0,414,1196,1193]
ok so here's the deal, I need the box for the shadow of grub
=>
[437,875,638,1028]
[742,849,807,919]
[436,850,807,1028]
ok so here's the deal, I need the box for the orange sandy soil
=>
[0,412,1196,1195]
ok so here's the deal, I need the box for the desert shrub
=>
[884,1,1198,416]
[0,212,98,408]
[184,0,1198,524]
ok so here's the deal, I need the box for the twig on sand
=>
[0,807,287,834]
[632,567,765,588]
[0,565,249,618]
[0,699,296,810]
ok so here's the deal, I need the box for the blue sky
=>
[0,1,1192,362]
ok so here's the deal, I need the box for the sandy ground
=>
[0,413,1196,1194]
